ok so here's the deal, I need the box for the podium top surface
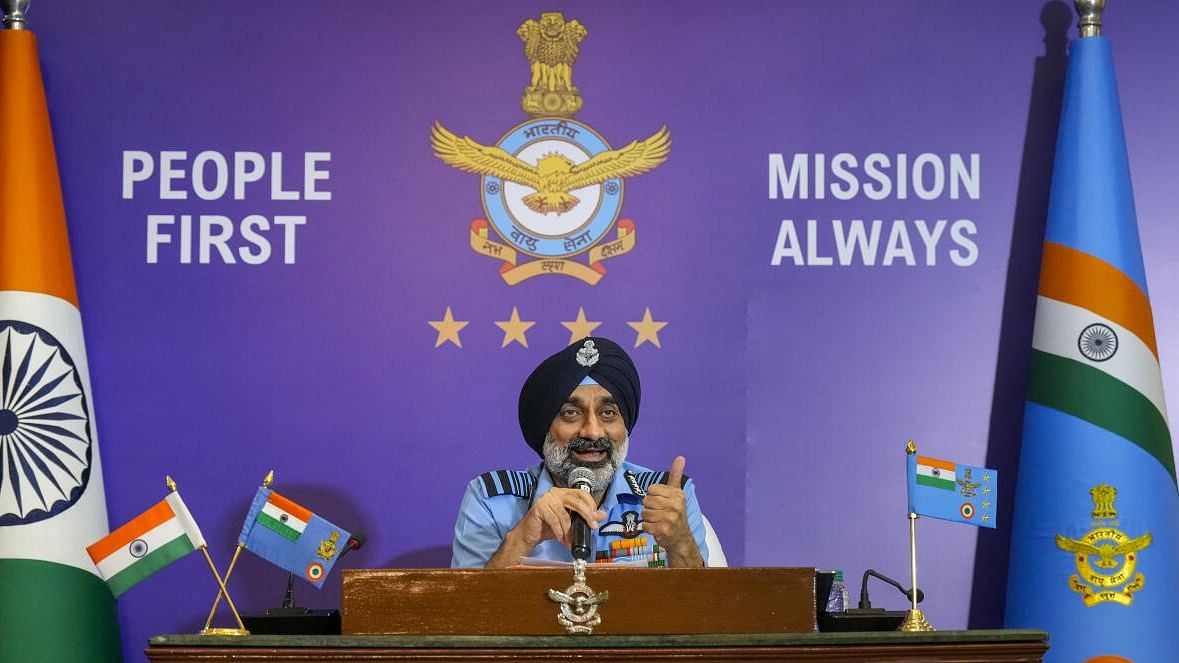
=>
[150,629,1049,649]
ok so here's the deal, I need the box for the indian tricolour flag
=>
[1004,25,1179,663]
[86,492,206,597]
[914,456,956,491]
[0,22,121,663]
[258,491,310,541]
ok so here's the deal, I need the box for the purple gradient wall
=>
[17,1,1179,658]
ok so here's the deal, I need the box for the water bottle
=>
[825,570,849,613]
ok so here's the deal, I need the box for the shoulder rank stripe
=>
[632,470,690,493]
[478,470,535,499]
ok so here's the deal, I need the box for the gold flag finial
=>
[906,439,917,455]
[262,470,274,488]
[1075,0,1105,38]
[166,475,177,492]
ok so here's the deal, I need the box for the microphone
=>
[339,532,366,559]
[567,467,596,561]
[857,569,924,609]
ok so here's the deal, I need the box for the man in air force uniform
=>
[451,337,709,568]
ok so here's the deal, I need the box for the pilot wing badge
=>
[430,12,670,286]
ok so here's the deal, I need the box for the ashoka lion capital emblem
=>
[430,13,670,286]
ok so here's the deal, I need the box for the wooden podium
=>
[341,566,817,635]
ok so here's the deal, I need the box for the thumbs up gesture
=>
[642,455,704,567]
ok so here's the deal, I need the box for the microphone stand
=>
[820,569,916,632]
[262,574,310,617]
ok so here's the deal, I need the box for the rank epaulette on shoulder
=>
[630,470,690,494]
[477,470,535,500]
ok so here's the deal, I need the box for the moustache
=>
[567,437,612,453]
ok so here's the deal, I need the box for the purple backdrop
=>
[19,1,1179,658]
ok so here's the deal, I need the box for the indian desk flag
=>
[238,486,351,587]
[0,11,121,663]
[86,491,206,597]
[907,452,998,528]
[1004,9,1179,662]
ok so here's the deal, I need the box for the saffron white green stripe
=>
[915,462,955,490]
[259,498,308,541]
[1032,296,1168,420]
[87,492,205,597]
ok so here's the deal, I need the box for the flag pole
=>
[197,546,249,635]
[201,546,244,632]
[163,476,249,636]
[202,470,274,632]
[901,442,934,632]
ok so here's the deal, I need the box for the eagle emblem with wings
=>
[431,122,669,216]
[1055,484,1153,606]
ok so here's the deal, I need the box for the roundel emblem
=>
[0,320,93,526]
[960,503,975,520]
[306,562,325,582]
[481,118,623,259]
[1078,323,1118,362]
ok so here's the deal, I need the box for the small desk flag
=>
[1004,18,1179,663]
[0,22,121,663]
[906,453,997,528]
[238,486,351,587]
[86,492,207,597]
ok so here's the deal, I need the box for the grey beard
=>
[542,433,629,493]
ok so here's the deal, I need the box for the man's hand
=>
[642,455,705,567]
[485,487,606,568]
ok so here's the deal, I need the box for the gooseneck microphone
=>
[567,467,597,561]
[857,568,924,609]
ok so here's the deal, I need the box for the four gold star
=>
[427,307,670,349]
[494,306,536,348]
[428,307,469,348]
[628,307,668,348]
[560,307,602,344]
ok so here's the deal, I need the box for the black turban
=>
[518,336,641,455]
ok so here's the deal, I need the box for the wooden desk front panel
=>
[146,631,1050,663]
[342,567,817,635]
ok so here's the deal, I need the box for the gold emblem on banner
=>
[317,531,340,561]
[430,12,669,285]
[1055,484,1151,607]
[517,12,586,117]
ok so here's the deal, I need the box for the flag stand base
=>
[199,627,250,636]
[899,608,934,632]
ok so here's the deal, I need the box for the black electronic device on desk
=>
[816,568,915,632]
[239,572,342,635]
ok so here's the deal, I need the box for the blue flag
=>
[1003,31,1179,663]
[237,487,351,587]
[906,452,997,528]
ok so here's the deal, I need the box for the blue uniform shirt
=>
[451,460,709,567]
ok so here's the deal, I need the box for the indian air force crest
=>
[431,12,669,285]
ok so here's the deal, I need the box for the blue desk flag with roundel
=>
[237,487,351,587]
[906,452,997,528]
[1003,17,1179,663]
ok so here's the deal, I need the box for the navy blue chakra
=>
[0,320,93,526]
